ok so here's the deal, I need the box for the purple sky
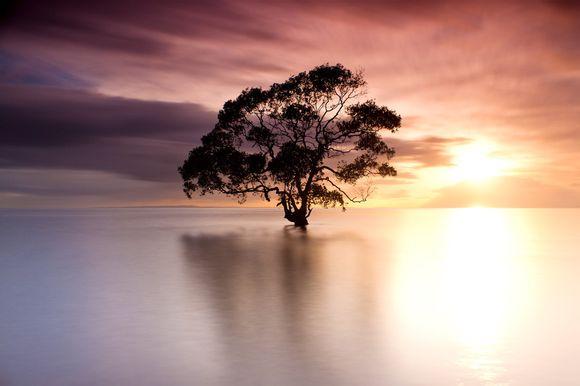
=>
[1,0,579,207]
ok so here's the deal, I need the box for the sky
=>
[0,0,579,208]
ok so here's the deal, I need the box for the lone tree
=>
[179,64,401,227]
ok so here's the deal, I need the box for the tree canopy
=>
[179,64,401,226]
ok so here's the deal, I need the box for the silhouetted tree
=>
[179,64,401,226]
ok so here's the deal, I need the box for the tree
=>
[179,64,401,227]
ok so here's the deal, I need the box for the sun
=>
[449,143,508,183]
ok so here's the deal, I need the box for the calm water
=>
[0,208,579,385]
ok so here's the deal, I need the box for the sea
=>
[0,208,579,385]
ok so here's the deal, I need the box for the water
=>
[0,208,579,385]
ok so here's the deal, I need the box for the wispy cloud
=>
[0,0,578,207]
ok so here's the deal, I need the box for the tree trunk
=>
[283,208,309,227]
[293,194,309,227]
[292,212,309,227]
[280,193,309,227]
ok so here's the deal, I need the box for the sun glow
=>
[392,208,534,384]
[449,143,509,184]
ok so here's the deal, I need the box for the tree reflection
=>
[179,228,383,385]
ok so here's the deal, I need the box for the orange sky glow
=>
[0,0,578,208]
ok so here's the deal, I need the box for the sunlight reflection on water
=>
[394,209,530,384]
[0,208,579,385]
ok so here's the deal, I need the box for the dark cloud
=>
[0,85,213,145]
[1,0,284,54]
[545,0,580,13]
[0,85,213,181]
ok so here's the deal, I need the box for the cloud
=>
[0,52,93,88]
[1,1,279,53]
[1,0,577,109]
[0,85,213,145]
[0,168,178,208]
[387,136,471,167]
[0,0,579,207]
[0,85,213,182]
[425,176,580,208]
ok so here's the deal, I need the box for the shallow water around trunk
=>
[0,208,579,385]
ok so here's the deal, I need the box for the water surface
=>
[0,208,579,385]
